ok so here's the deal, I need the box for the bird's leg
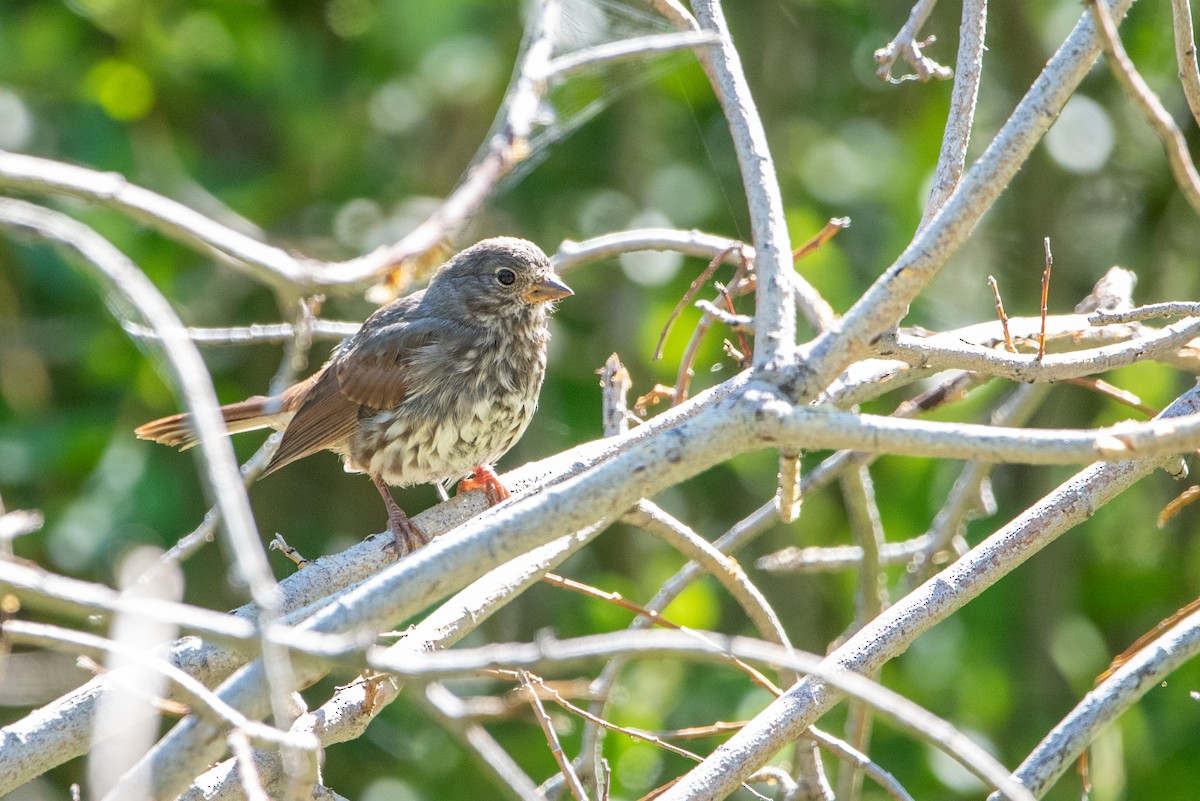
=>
[372,474,428,554]
[457,464,511,506]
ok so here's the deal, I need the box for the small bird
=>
[136,237,572,552]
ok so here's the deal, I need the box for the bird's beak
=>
[525,275,574,303]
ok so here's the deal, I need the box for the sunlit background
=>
[2,1,1200,799]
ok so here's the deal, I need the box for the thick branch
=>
[692,0,796,373]
[362,631,1034,801]
[658,378,1197,801]
[791,0,1137,400]
[995,605,1200,798]
[920,0,987,227]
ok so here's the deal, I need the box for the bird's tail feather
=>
[135,396,281,450]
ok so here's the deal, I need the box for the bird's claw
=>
[383,511,429,555]
[458,465,511,506]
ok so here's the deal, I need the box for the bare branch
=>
[1091,301,1200,324]
[920,0,987,227]
[519,671,590,801]
[2,621,315,754]
[693,0,795,373]
[994,603,1200,799]
[125,320,357,346]
[365,631,1035,801]
[806,727,916,801]
[0,199,302,743]
[657,382,1200,801]
[1171,0,1200,126]
[879,314,1200,383]
[554,229,834,333]
[874,0,954,83]
[909,383,1050,579]
[540,31,719,81]
[795,0,1137,400]
[0,151,310,290]
[1089,0,1200,217]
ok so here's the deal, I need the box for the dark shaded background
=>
[2,1,1199,799]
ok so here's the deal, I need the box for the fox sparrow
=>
[136,237,572,551]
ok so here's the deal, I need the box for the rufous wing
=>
[262,366,360,476]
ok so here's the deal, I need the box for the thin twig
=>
[873,0,954,83]
[842,467,888,626]
[1159,485,1200,527]
[655,245,742,360]
[792,217,851,262]
[540,31,720,81]
[907,383,1051,583]
[806,727,916,801]
[0,507,43,558]
[625,501,793,663]
[543,572,782,695]
[920,0,988,227]
[1088,0,1200,217]
[716,280,753,361]
[759,539,930,574]
[227,730,271,801]
[988,276,1018,353]
[777,449,802,523]
[693,299,753,333]
[519,670,589,801]
[1062,377,1157,417]
[1089,301,1200,324]
[418,683,543,801]
[524,678,774,801]
[598,353,635,437]
[837,465,886,801]
[270,535,310,570]
[124,319,359,345]
[1038,237,1052,361]
[641,0,700,31]
[1170,0,1200,126]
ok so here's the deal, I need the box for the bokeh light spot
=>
[1045,94,1114,174]
[419,36,501,105]
[0,89,34,150]
[620,211,683,285]
[85,59,155,120]
[326,0,376,39]
[369,79,430,136]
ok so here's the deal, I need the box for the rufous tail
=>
[135,396,278,450]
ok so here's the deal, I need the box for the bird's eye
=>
[496,268,517,286]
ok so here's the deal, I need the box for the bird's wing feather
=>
[263,293,444,476]
[263,366,359,476]
[334,316,445,409]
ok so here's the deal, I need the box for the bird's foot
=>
[385,509,429,555]
[372,474,428,555]
[458,465,511,506]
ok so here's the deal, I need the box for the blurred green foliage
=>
[2,1,1200,799]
